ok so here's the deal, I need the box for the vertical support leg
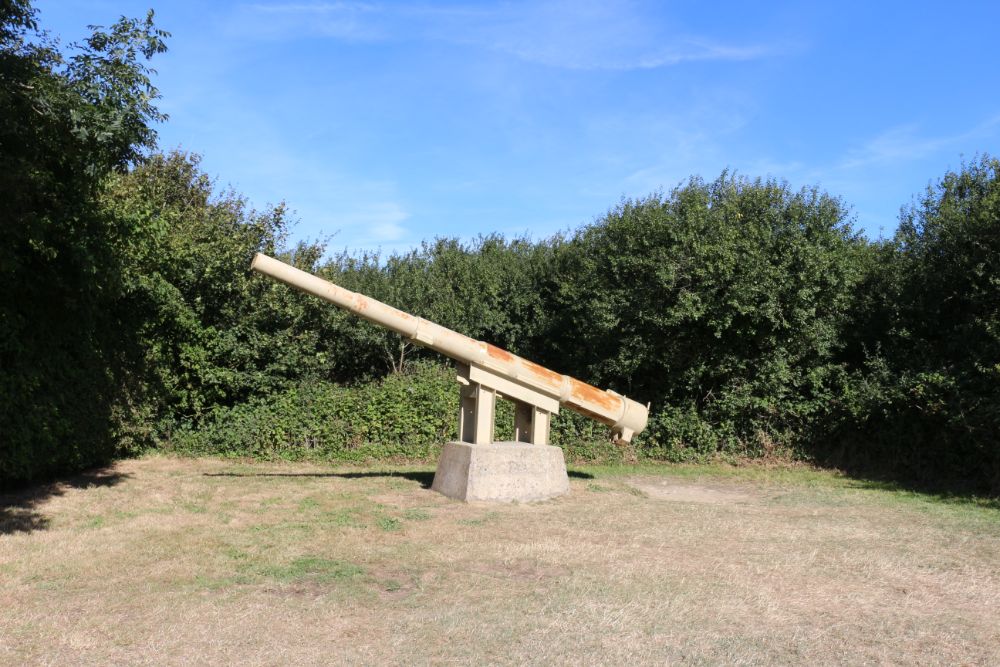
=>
[513,401,551,445]
[473,385,495,445]
[459,381,478,444]
[514,401,534,443]
[531,407,550,446]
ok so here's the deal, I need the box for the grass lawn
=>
[2,455,998,665]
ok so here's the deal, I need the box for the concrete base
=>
[431,441,570,503]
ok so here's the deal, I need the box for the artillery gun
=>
[251,253,649,501]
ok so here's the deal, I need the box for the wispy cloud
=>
[611,98,751,196]
[839,115,1000,169]
[233,1,776,70]
[350,202,411,243]
[287,193,414,251]
[173,105,414,251]
[441,1,774,70]
[234,2,384,40]
[724,112,1000,237]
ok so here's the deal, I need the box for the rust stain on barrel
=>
[385,305,410,320]
[520,358,564,389]
[569,378,621,413]
[486,344,514,363]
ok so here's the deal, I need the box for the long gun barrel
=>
[251,253,649,442]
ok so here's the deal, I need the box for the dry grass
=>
[2,455,998,666]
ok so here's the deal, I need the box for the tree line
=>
[2,4,997,493]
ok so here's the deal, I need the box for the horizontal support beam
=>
[462,363,561,414]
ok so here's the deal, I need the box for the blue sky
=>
[38,0,1000,254]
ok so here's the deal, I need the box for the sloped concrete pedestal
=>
[431,441,570,502]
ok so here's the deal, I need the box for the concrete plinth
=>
[431,441,570,502]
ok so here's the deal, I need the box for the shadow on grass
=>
[806,443,999,508]
[204,471,437,489]
[0,467,131,535]
[206,468,596,488]
[829,471,1000,510]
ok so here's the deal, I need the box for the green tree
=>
[838,156,1000,491]
[546,173,864,457]
[101,151,338,441]
[0,3,167,485]
[316,235,555,376]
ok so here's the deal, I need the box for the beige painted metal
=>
[458,380,495,445]
[514,404,550,446]
[457,362,555,446]
[251,252,649,442]
[464,363,559,414]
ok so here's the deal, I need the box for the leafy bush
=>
[167,361,455,461]
[138,159,1000,493]
[167,361,626,463]
[0,6,167,486]
[544,173,865,460]
[833,156,1000,492]
[102,152,322,436]
[316,235,558,377]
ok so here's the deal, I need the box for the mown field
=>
[2,456,998,665]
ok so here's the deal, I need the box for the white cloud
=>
[350,202,411,243]
[232,2,384,40]
[839,115,1000,169]
[370,221,407,241]
[357,200,407,223]
[458,2,773,71]
[233,0,776,70]
[607,100,751,197]
[714,112,1000,239]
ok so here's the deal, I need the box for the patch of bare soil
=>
[626,477,758,504]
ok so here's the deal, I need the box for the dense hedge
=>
[152,159,1000,493]
[167,361,623,463]
[830,156,1000,491]
[545,175,863,460]
[0,5,167,485]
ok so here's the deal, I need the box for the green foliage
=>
[167,361,456,461]
[547,174,864,459]
[834,156,1000,492]
[116,157,1000,493]
[166,361,625,463]
[0,5,168,486]
[101,151,315,437]
[316,235,555,376]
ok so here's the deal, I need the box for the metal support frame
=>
[456,362,556,446]
[459,381,495,445]
[514,402,550,446]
